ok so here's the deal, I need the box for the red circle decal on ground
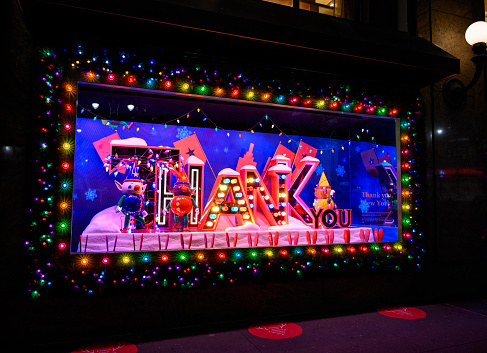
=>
[377,306,427,319]
[248,321,303,339]
[72,341,137,353]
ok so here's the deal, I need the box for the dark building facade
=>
[3,0,486,349]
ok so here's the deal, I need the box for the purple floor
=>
[29,298,487,353]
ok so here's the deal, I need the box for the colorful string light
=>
[26,44,424,298]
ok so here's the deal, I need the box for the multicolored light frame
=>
[27,44,423,298]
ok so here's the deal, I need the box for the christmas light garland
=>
[26,44,424,298]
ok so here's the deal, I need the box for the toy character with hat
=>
[163,166,199,231]
[115,161,149,232]
[313,172,336,227]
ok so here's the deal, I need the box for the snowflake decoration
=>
[336,164,346,177]
[359,199,369,213]
[72,193,78,200]
[223,147,229,153]
[355,146,361,153]
[176,126,192,139]
[85,188,98,201]
[314,164,324,177]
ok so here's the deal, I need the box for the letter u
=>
[338,209,352,228]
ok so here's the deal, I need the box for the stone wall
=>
[417,0,487,262]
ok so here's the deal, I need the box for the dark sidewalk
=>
[29,298,487,353]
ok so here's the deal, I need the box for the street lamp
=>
[443,21,487,108]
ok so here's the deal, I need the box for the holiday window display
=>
[72,88,400,253]
[29,44,423,297]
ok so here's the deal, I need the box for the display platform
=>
[79,227,377,252]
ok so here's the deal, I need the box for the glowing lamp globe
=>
[465,21,487,46]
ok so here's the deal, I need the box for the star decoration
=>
[186,147,195,157]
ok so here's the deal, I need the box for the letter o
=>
[321,209,337,228]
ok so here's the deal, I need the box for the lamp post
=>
[443,21,487,108]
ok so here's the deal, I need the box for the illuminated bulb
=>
[197,254,204,260]
[165,81,171,88]
[102,257,109,264]
[219,185,228,190]
[212,206,220,212]
[465,21,487,46]
[232,90,239,96]
[217,192,225,198]
[161,255,168,261]
[60,202,68,209]
[233,186,240,191]
[247,91,254,98]
[62,162,70,169]
[123,256,130,263]
[91,102,99,110]
[64,123,71,131]
[107,74,115,81]
[81,258,89,265]
[63,142,70,150]
[65,84,73,92]
[58,242,66,250]
[206,221,213,227]
[127,104,135,111]
[65,104,73,112]
[182,83,190,90]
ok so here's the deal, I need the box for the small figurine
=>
[163,168,199,231]
[313,172,336,227]
[115,162,149,232]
